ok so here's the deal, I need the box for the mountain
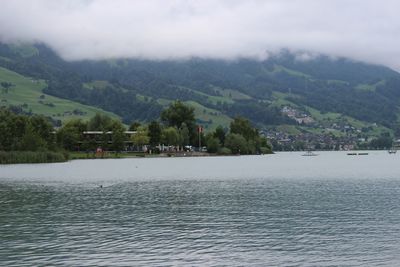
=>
[0,43,399,137]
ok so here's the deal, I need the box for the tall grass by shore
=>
[0,151,68,164]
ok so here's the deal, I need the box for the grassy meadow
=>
[0,67,120,122]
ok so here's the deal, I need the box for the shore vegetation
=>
[1,101,272,164]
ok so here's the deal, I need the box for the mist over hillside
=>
[1,43,400,137]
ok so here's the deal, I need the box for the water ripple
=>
[2,177,400,266]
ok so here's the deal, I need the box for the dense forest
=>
[0,43,400,130]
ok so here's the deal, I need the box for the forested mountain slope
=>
[1,43,399,134]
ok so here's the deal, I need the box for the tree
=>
[148,120,162,146]
[0,108,58,152]
[57,127,78,151]
[111,120,126,155]
[129,121,141,131]
[19,124,47,151]
[88,113,113,131]
[29,115,54,149]
[258,136,272,154]
[206,136,220,153]
[161,127,180,146]
[369,135,393,149]
[224,133,248,154]
[161,101,197,145]
[0,82,13,89]
[179,123,190,147]
[1,82,13,93]
[230,117,258,141]
[394,126,400,138]
[293,141,306,151]
[161,101,195,128]
[56,119,87,151]
[0,109,25,150]
[100,132,109,152]
[131,126,150,151]
[213,126,226,144]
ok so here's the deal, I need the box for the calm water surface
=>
[1,151,400,266]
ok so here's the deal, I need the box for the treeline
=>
[0,108,56,151]
[56,101,272,155]
[0,100,271,163]
[0,108,68,163]
[357,133,394,150]
[0,151,66,164]
[158,101,272,155]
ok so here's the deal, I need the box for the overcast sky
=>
[1,0,399,70]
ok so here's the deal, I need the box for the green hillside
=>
[1,42,399,139]
[184,101,232,131]
[267,91,392,137]
[0,67,120,124]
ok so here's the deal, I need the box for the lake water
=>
[1,151,400,266]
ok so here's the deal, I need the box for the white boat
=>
[347,152,368,156]
[302,150,318,156]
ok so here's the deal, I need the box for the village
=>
[263,106,398,151]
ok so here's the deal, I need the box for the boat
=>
[347,152,368,156]
[302,150,318,156]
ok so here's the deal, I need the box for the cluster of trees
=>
[0,100,272,157]
[205,117,271,154]
[54,101,197,153]
[0,108,55,152]
[56,113,126,153]
[54,101,271,155]
[357,133,394,150]
[0,107,69,164]
[144,101,271,154]
[1,81,14,93]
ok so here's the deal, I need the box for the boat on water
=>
[347,152,368,156]
[302,150,318,156]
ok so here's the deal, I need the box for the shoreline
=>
[1,149,393,165]
[0,150,269,164]
[0,151,68,164]
[68,151,249,160]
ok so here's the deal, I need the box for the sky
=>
[0,0,399,70]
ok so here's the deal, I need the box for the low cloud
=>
[1,0,400,70]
